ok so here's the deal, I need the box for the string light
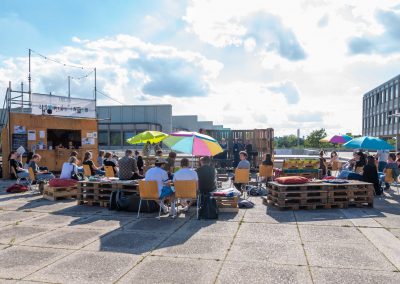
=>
[30,49,92,70]
[96,90,124,105]
[70,69,95,80]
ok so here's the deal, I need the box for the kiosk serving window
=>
[47,129,81,149]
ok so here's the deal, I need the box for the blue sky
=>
[1,0,400,136]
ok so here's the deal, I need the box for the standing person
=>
[97,150,105,167]
[83,151,105,176]
[118,149,142,180]
[381,153,399,190]
[196,156,217,195]
[173,158,198,212]
[245,140,253,165]
[60,156,79,179]
[103,152,118,175]
[233,139,240,168]
[376,150,389,172]
[29,154,55,181]
[319,150,327,176]
[145,158,175,216]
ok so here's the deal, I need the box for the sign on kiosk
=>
[31,94,96,118]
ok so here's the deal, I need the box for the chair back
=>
[174,180,197,199]
[28,167,36,181]
[332,161,341,171]
[10,166,17,179]
[235,168,250,183]
[355,167,363,174]
[259,165,273,178]
[83,164,92,177]
[385,168,394,183]
[138,180,159,199]
[104,166,114,178]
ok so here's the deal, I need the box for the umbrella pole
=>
[191,155,194,169]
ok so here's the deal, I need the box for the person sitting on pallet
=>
[29,154,55,181]
[144,158,176,216]
[60,156,79,179]
[103,152,119,175]
[233,151,250,191]
[173,158,198,212]
[83,151,105,176]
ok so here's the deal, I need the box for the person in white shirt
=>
[173,158,198,212]
[144,158,176,216]
[376,150,389,172]
[60,156,79,179]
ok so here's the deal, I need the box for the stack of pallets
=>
[43,185,77,201]
[264,181,374,210]
[214,196,239,212]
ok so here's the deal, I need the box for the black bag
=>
[109,191,118,210]
[71,166,84,181]
[199,194,218,219]
[113,190,159,212]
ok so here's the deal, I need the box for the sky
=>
[1,0,400,136]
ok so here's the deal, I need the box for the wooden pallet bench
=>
[43,185,77,201]
[213,196,239,212]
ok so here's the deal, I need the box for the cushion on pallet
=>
[275,176,308,184]
[49,178,77,187]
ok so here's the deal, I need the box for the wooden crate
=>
[43,185,77,201]
[214,196,239,212]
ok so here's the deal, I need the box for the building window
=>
[123,131,136,146]
[390,86,393,101]
[110,131,121,146]
[396,84,399,98]
[99,131,108,146]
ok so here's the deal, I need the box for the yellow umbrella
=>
[126,131,168,145]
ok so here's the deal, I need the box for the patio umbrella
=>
[320,134,352,144]
[126,130,168,145]
[163,131,223,156]
[343,136,394,150]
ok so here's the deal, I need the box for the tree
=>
[274,134,304,148]
[304,128,332,148]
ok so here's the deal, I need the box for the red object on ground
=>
[49,178,77,187]
[275,176,309,184]
[6,184,28,193]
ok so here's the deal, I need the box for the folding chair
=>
[233,168,250,198]
[257,164,273,186]
[83,164,92,177]
[384,169,400,194]
[137,180,162,220]
[174,180,199,219]
[28,167,39,193]
[11,166,27,185]
[104,166,115,178]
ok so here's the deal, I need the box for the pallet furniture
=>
[214,196,239,212]
[264,181,374,210]
[281,159,321,179]
[43,185,77,201]
[76,180,138,207]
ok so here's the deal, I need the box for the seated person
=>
[9,151,29,179]
[136,154,144,175]
[97,150,105,167]
[196,156,216,195]
[83,151,105,176]
[155,150,163,158]
[234,151,250,190]
[118,149,143,180]
[262,153,274,166]
[337,151,365,179]
[29,154,55,181]
[70,151,83,173]
[145,158,175,216]
[103,152,119,175]
[380,153,399,190]
[164,151,177,179]
[362,155,381,195]
[24,152,34,169]
[173,158,198,212]
[60,156,79,179]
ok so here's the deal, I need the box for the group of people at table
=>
[319,150,399,195]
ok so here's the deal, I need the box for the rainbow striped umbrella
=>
[320,134,352,144]
[163,131,223,156]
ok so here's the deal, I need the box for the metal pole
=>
[28,49,31,108]
[68,76,71,98]
[94,68,97,102]
[21,82,24,110]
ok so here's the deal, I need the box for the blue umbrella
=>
[343,136,394,150]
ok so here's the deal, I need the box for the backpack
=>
[199,194,218,219]
[238,199,255,208]
[110,190,159,213]
[248,185,268,196]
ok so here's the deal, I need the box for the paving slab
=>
[373,213,400,229]
[177,220,238,237]
[359,227,400,270]
[27,250,141,284]
[304,242,396,271]
[15,199,76,213]
[22,227,105,249]
[118,255,221,284]
[217,210,245,222]
[216,260,312,284]
[243,208,296,223]
[236,223,300,242]
[71,215,134,230]
[55,204,107,215]
[21,213,91,228]
[226,238,307,265]
[153,234,232,260]
[294,210,353,226]
[0,211,44,224]
[122,217,187,234]
[339,208,383,227]
[298,225,370,244]
[390,228,400,239]
[0,225,50,245]
[0,246,71,279]
[84,230,167,255]
[311,267,400,284]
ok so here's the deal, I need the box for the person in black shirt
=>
[262,153,274,166]
[196,156,216,194]
[9,151,29,179]
[362,155,381,195]
[233,139,240,167]
[83,151,105,176]
[245,140,253,165]
[103,152,118,174]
